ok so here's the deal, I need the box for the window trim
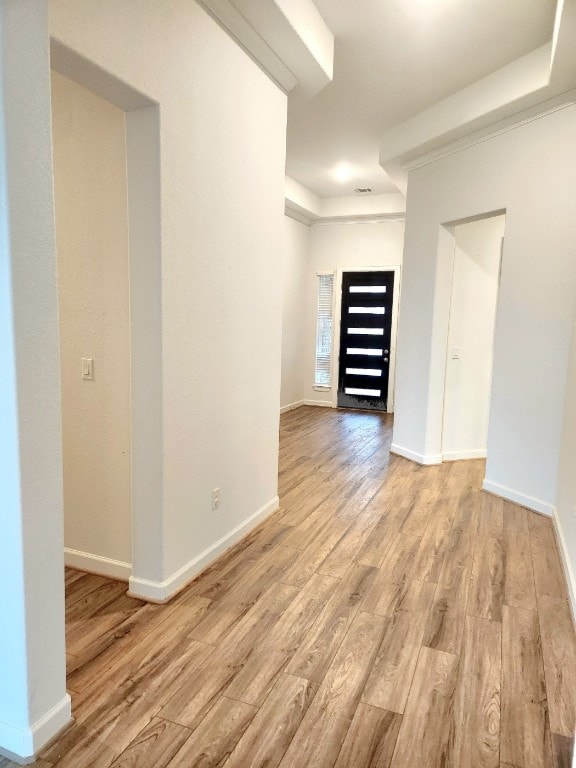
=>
[314,271,335,389]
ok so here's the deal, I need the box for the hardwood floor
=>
[7,405,574,767]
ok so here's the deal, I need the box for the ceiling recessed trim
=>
[402,94,576,174]
[379,0,576,189]
[197,0,334,108]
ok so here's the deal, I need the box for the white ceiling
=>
[285,0,556,198]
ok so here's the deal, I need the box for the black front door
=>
[337,270,395,411]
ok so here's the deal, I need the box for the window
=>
[314,272,334,386]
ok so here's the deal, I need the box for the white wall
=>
[442,215,505,460]
[303,221,405,406]
[555,305,576,611]
[393,105,576,515]
[281,216,310,410]
[49,0,288,595]
[0,2,70,759]
[51,71,132,572]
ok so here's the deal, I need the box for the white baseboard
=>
[0,694,71,764]
[442,448,487,461]
[280,400,305,414]
[390,443,442,466]
[304,399,334,408]
[128,495,280,603]
[552,512,576,624]
[64,548,132,582]
[482,479,554,517]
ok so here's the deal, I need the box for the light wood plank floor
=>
[8,406,575,767]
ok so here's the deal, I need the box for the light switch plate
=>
[82,358,94,380]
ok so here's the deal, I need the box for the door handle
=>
[384,358,389,363]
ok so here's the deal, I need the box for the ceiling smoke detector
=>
[355,187,372,194]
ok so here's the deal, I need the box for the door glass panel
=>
[347,347,382,356]
[346,368,382,376]
[347,327,384,335]
[349,286,386,293]
[344,387,381,396]
[348,306,385,314]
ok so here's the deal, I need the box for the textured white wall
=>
[49,0,288,586]
[304,221,405,405]
[442,215,505,459]
[281,216,310,409]
[0,2,70,759]
[555,307,576,610]
[51,71,132,569]
[393,106,576,513]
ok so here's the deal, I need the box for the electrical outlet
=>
[451,347,460,360]
[212,488,221,510]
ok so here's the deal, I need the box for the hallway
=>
[30,407,576,767]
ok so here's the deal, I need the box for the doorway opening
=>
[50,38,163,607]
[51,69,133,580]
[334,267,400,412]
[441,213,506,461]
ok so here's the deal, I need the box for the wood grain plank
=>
[65,574,111,609]
[279,518,351,587]
[188,523,293,600]
[224,675,318,768]
[538,594,576,738]
[410,496,457,583]
[317,504,381,578]
[477,494,504,538]
[158,581,297,730]
[334,704,401,768]
[362,580,436,713]
[390,647,458,768]
[361,615,416,715]
[287,562,377,682]
[333,475,385,523]
[423,493,477,654]
[223,572,338,705]
[65,567,86,586]
[68,596,211,693]
[501,604,552,768]
[278,611,387,768]
[109,717,191,768]
[65,580,126,623]
[279,472,354,528]
[187,543,298,645]
[530,522,568,601]
[66,592,146,660]
[279,472,377,550]
[397,488,437,538]
[468,534,505,622]
[203,542,299,607]
[502,501,537,611]
[42,639,211,768]
[165,696,257,768]
[187,601,246,646]
[355,502,409,568]
[450,615,501,768]
[361,532,423,616]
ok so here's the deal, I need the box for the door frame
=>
[51,40,165,596]
[331,265,402,412]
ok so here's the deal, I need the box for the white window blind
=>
[314,273,334,386]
